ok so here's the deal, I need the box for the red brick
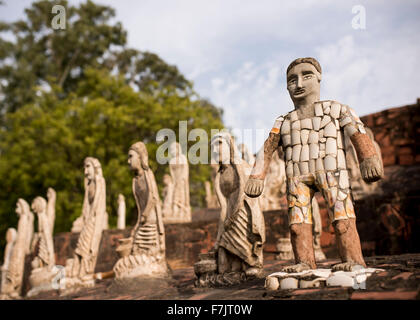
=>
[398,147,412,155]
[399,154,414,165]
[375,116,386,126]
[391,272,413,281]
[382,155,396,166]
[351,291,417,300]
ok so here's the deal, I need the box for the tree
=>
[0,68,224,252]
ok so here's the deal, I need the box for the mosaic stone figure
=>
[345,127,383,200]
[245,57,383,272]
[194,132,265,287]
[163,142,191,223]
[27,197,58,297]
[117,194,126,230]
[113,142,169,280]
[63,157,107,291]
[0,199,33,299]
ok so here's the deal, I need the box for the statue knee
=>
[290,223,303,237]
[334,219,350,235]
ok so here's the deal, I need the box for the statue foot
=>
[281,262,312,273]
[245,267,263,278]
[331,262,364,272]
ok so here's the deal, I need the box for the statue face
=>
[211,138,230,164]
[128,150,141,172]
[84,161,95,181]
[287,63,320,103]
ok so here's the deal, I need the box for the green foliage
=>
[0,0,225,258]
[0,68,224,240]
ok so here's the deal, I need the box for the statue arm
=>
[245,116,283,197]
[214,170,226,250]
[339,106,383,182]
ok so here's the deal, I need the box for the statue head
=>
[47,187,56,200]
[6,228,17,244]
[286,57,322,105]
[128,141,149,172]
[84,157,103,182]
[15,198,30,217]
[169,142,181,158]
[31,197,47,215]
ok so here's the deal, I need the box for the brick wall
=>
[360,99,420,167]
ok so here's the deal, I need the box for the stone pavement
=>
[28,253,420,300]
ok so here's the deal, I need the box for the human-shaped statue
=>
[163,142,191,223]
[238,143,255,166]
[46,188,56,234]
[259,148,287,211]
[245,57,383,272]
[204,181,219,209]
[0,199,33,299]
[27,197,59,297]
[162,173,174,219]
[194,132,265,287]
[113,142,169,280]
[117,194,126,230]
[0,228,17,298]
[345,127,383,200]
[63,157,107,292]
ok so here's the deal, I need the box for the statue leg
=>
[317,171,366,271]
[217,247,230,274]
[282,180,316,272]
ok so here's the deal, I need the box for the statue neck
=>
[293,93,319,118]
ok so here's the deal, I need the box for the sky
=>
[1,0,419,152]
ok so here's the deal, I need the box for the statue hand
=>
[245,178,264,198]
[360,156,383,183]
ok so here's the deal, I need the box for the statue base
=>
[27,266,61,297]
[194,252,263,288]
[113,253,170,281]
[265,267,384,291]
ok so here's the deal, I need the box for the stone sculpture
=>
[276,196,326,262]
[47,188,56,234]
[194,132,265,287]
[245,57,383,274]
[117,194,126,230]
[259,148,287,211]
[345,127,383,200]
[63,157,107,292]
[238,143,255,166]
[0,199,33,299]
[204,181,219,209]
[0,228,17,298]
[27,197,58,297]
[113,142,169,280]
[162,174,174,218]
[163,142,191,223]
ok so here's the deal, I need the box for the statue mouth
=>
[294,88,306,95]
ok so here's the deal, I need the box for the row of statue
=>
[1,57,384,298]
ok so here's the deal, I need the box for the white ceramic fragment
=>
[314,103,323,117]
[301,129,309,145]
[299,161,309,174]
[301,118,312,130]
[330,102,341,119]
[337,149,346,169]
[324,122,337,137]
[320,115,331,128]
[300,145,309,161]
[309,143,319,159]
[324,155,337,171]
[326,138,337,155]
[292,145,302,162]
[312,117,321,131]
[281,120,291,135]
[291,130,301,146]
[280,277,299,290]
[339,170,349,189]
